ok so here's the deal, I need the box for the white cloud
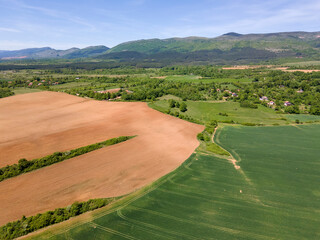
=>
[0,27,21,33]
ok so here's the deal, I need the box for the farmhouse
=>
[284,101,292,106]
[268,101,275,106]
[259,96,268,101]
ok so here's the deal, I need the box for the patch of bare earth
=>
[274,67,320,73]
[150,76,167,79]
[0,92,204,225]
[283,69,320,73]
[222,65,271,70]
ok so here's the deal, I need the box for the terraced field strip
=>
[28,125,320,240]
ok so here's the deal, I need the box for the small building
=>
[268,101,275,106]
[232,93,238,97]
[28,82,33,86]
[284,101,292,107]
[296,89,304,93]
[259,96,269,101]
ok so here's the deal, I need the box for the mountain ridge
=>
[0,45,109,59]
[1,31,319,64]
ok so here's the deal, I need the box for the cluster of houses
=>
[259,95,293,107]
[259,96,275,107]
[26,80,59,87]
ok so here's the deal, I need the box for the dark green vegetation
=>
[0,88,14,98]
[0,136,133,182]
[0,198,115,240]
[27,124,320,239]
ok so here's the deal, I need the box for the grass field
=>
[13,88,43,95]
[150,100,289,125]
[165,75,252,84]
[27,124,320,239]
[284,61,320,67]
[285,114,320,122]
[49,82,92,89]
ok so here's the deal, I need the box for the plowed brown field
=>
[0,92,203,225]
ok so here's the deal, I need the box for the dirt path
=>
[211,127,240,170]
[212,127,255,186]
[0,92,204,225]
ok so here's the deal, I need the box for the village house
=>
[296,89,304,93]
[284,101,292,106]
[268,101,275,106]
[259,96,268,101]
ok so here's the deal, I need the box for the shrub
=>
[168,99,176,108]
[179,102,187,112]
[197,133,204,141]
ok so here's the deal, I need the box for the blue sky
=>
[0,0,319,50]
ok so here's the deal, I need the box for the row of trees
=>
[0,198,113,240]
[0,136,132,182]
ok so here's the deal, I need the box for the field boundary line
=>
[88,222,138,240]
[117,209,200,240]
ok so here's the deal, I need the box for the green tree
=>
[179,102,187,112]
[168,99,176,108]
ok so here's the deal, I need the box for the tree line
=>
[0,198,115,240]
[0,136,133,182]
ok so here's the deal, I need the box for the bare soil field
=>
[0,91,203,225]
[222,66,320,72]
[282,69,320,73]
[222,65,270,70]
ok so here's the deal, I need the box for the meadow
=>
[49,82,91,90]
[13,87,43,95]
[27,124,320,239]
[149,100,290,125]
[164,75,252,84]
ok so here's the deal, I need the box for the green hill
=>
[63,46,109,59]
[107,31,320,54]
[98,31,320,64]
